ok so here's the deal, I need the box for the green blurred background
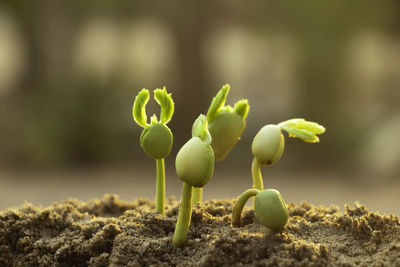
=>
[0,1,399,214]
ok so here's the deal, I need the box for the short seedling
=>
[251,118,326,192]
[192,84,249,204]
[231,118,325,230]
[132,87,174,216]
[173,115,214,247]
[232,188,288,230]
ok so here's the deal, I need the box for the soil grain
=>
[1,195,399,266]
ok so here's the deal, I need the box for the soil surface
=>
[1,195,399,267]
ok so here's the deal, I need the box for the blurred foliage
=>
[0,0,399,177]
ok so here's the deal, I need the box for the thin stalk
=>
[252,157,263,190]
[173,182,193,247]
[156,158,165,216]
[192,187,202,204]
[232,188,260,226]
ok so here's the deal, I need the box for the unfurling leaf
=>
[192,114,211,145]
[278,118,326,143]
[132,89,150,128]
[206,84,230,122]
[154,87,174,124]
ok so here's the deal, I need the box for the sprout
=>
[132,87,174,216]
[173,115,215,247]
[251,119,325,193]
[232,188,288,230]
[192,84,249,204]
[207,84,249,161]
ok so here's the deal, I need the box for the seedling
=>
[173,115,215,247]
[232,188,288,230]
[192,84,249,204]
[231,118,325,230]
[251,118,326,192]
[132,87,174,216]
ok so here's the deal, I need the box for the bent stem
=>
[232,188,261,226]
[173,182,193,247]
[192,187,203,204]
[156,158,165,216]
[252,157,263,191]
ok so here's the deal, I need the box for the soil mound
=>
[1,195,399,266]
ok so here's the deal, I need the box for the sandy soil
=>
[0,167,399,216]
[1,195,399,266]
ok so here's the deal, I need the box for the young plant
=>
[173,115,214,247]
[192,84,250,204]
[132,87,174,216]
[232,188,288,230]
[251,118,326,192]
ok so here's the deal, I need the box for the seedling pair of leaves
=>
[232,118,326,231]
[132,84,326,247]
[132,85,248,219]
[132,87,174,216]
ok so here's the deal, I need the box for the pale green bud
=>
[254,189,288,230]
[140,123,173,159]
[175,137,214,187]
[208,111,246,161]
[251,124,285,166]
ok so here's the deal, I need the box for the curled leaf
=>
[154,87,174,124]
[132,89,150,128]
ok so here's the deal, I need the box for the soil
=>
[1,195,399,267]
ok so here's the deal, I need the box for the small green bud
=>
[175,137,214,187]
[208,111,246,161]
[140,123,173,159]
[233,99,249,119]
[254,189,288,230]
[192,114,211,144]
[251,124,285,166]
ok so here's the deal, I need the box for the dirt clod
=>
[1,195,399,266]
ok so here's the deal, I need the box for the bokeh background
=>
[1,1,399,215]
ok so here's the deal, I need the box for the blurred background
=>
[0,1,399,215]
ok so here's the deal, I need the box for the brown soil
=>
[1,195,399,267]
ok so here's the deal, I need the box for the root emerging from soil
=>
[1,195,399,266]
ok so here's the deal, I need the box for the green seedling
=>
[132,87,174,216]
[251,118,326,192]
[173,115,215,247]
[192,84,249,204]
[232,188,288,230]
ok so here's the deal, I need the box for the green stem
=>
[192,187,203,204]
[156,158,165,216]
[252,157,263,190]
[173,182,193,247]
[232,188,261,226]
